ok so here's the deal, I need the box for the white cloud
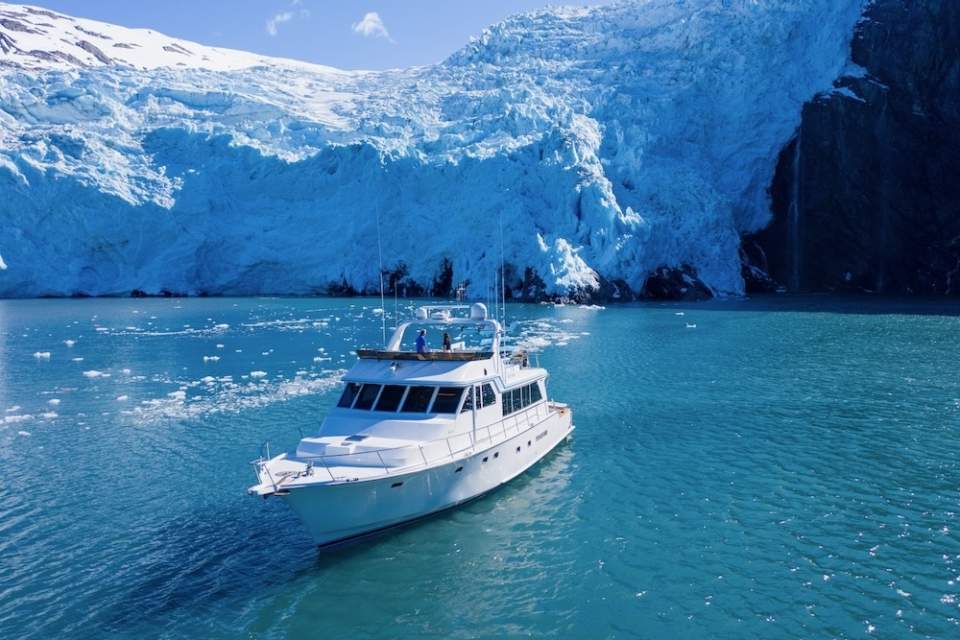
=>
[266,2,310,37]
[352,12,394,43]
[266,11,294,36]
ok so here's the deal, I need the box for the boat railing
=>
[254,401,556,487]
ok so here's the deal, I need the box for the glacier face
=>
[0,0,865,298]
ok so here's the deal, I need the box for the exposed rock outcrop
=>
[751,0,960,294]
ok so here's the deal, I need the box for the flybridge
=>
[358,303,501,362]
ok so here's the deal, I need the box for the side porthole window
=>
[455,466,464,473]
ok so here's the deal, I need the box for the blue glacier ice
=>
[0,0,865,298]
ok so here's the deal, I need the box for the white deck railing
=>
[254,401,558,490]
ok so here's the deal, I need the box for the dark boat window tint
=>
[522,385,530,407]
[530,382,543,403]
[502,389,513,416]
[337,382,361,408]
[375,385,405,412]
[461,386,474,413]
[354,384,382,410]
[482,383,496,407]
[432,387,464,414]
[401,386,434,413]
[511,388,521,411]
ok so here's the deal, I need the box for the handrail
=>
[257,402,561,485]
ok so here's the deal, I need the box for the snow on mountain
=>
[0,1,865,298]
[0,3,345,72]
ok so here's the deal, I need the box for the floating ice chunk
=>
[675,312,685,316]
[122,368,132,375]
[116,395,129,401]
[48,399,61,406]
[72,357,84,362]
[41,411,58,419]
[578,305,606,310]
[33,351,51,359]
[216,343,225,349]
[82,370,109,378]
[5,405,21,413]
[64,339,76,347]
[203,355,221,362]
[250,370,268,379]
[167,390,186,401]
[5,414,33,424]
[313,356,331,363]
[17,431,31,437]
[215,324,230,330]
[686,323,697,329]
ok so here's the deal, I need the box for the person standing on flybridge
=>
[416,329,427,354]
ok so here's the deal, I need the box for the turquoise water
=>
[1,297,959,639]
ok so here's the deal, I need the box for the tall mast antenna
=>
[499,208,506,330]
[376,205,387,348]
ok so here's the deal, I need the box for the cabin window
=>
[432,387,464,414]
[375,385,406,412]
[354,384,382,410]
[500,382,544,416]
[530,382,543,403]
[481,383,496,407]
[337,382,361,408]
[401,386,434,413]
[461,386,475,413]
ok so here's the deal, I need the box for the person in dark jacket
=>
[443,332,452,351]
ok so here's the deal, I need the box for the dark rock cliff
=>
[748,0,960,294]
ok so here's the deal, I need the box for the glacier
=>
[0,0,866,299]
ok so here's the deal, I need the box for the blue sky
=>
[37,0,609,70]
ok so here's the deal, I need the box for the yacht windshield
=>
[354,384,382,410]
[431,387,464,414]
[401,386,435,413]
[337,382,361,408]
[375,385,405,412]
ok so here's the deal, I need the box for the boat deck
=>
[250,401,568,494]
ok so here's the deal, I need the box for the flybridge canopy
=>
[374,303,502,354]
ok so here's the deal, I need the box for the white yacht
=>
[248,303,574,547]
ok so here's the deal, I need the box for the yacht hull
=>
[283,409,574,547]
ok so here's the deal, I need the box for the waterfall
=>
[788,132,802,292]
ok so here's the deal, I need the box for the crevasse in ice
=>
[0,0,864,297]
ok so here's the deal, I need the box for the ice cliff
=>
[0,1,865,299]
